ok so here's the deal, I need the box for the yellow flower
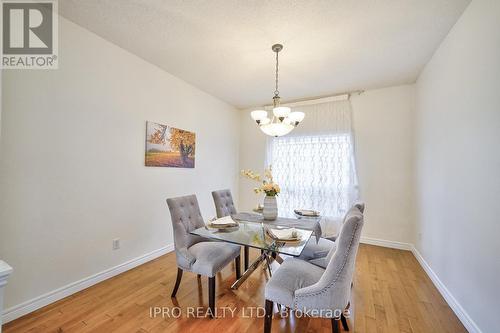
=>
[241,165,280,196]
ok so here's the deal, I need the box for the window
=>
[269,133,358,220]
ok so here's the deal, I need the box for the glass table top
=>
[190,220,313,257]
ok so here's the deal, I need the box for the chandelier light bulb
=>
[260,117,271,125]
[250,110,268,123]
[260,123,294,137]
[288,111,305,125]
[272,106,291,119]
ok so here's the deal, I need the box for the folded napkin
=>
[294,209,320,217]
[211,216,238,226]
[268,227,299,240]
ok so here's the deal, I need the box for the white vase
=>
[263,195,278,221]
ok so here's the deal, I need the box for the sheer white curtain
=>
[267,99,359,236]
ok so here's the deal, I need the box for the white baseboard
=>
[411,246,481,333]
[2,244,174,324]
[361,236,413,250]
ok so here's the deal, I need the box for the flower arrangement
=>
[241,166,280,197]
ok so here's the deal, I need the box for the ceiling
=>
[59,0,470,109]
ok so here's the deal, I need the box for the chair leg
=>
[264,299,273,333]
[244,246,249,270]
[235,255,241,279]
[208,276,215,318]
[331,318,340,333]
[341,313,349,331]
[171,268,183,297]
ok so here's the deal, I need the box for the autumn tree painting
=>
[145,121,196,168]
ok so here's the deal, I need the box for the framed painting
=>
[145,121,196,168]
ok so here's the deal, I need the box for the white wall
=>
[239,84,416,244]
[414,0,500,332]
[0,70,2,140]
[0,17,240,311]
[351,86,415,244]
[238,109,268,213]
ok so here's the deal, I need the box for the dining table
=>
[190,212,322,289]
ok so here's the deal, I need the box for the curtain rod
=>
[263,90,364,108]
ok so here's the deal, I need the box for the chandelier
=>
[250,44,305,137]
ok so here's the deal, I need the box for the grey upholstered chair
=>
[212,189,250,270]
[264,206,364,333]
[167,194,241,317]
[298,201,365,265]
[212,189,237,217]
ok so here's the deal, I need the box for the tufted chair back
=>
[353,201,365,214]
[166,195,206,258]
[326,201,365,242]
[294,206,364,313]
[212,189,237,218]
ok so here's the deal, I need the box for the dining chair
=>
[264,206,364,333]
[298,202,365,265]
[166,194,241,317]
[212,189,237,217]
[211,189,250,270]
[326,202,365,241]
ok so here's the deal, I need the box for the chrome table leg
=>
[231,252,267,289]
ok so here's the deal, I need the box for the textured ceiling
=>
[59,0,470,108]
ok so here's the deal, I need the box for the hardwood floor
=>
[4,244,467,333]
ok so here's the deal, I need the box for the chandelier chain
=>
[274,49,279,97]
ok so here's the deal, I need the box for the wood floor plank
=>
[4,245,468,333]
